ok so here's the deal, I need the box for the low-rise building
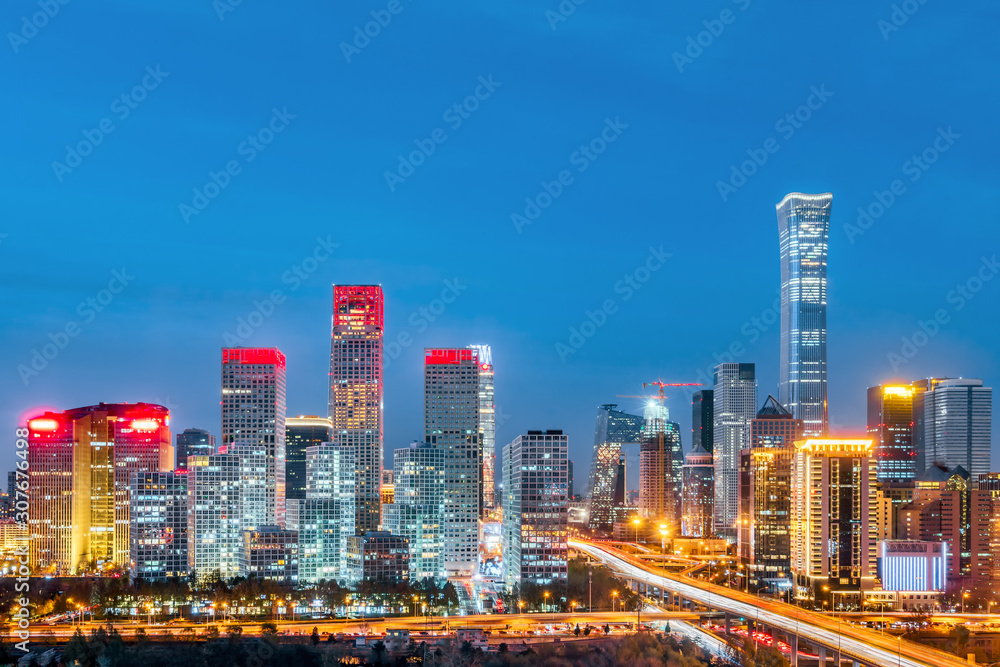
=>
[345,531,409,584]
[239,527,298,584]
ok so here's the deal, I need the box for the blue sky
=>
[1,0,998,480]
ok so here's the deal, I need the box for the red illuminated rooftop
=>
[222,347,286,369]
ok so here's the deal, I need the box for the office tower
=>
[285,416,333,501]
[681,443,714,538]
[502,430,569,596]
[867,385,916,483]
[175,428,215,471]
[739,396,803,591]
[692,390,714,454]
[586,404,644,531]
[345,531,410,584]
[187,452,244,581]
[221,347,286,527]
[240,527,299,584]
[713,363,757,541]
[975,473,1000,595]
[790,438,877,604]
[638,404,683,531]
[777,192,831,436]
[329,285,384,534]
[382,442,446,581]
[470,344,496,517]
[611,453,629,525]
[26,403,172,574]
[898,464,970,580]
[130,471,188,581]
[298,443,355,584]
[912,378,992,477]
[424,347,482,577]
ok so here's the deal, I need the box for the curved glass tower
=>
[777,192,831,436]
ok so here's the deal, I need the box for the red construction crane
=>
[616,379,702,403]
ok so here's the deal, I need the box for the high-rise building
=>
[713,363,757,541]
[329,285,384,534]
[345,531,410,585]
[502,430,569,596]
[221,347,286,527]
[777,192,831,436]
[187,452,244,581]
[790,438,877,605]
[898,464,970,583]
[739,396,802,592]
[681,443,713,538]
[469,344,496,517]
[638,404,683,531]
[381,470,395,506]
[692,390,714,454]
[26,403,172,574]
[129,471,188,581]
[974,473,1000,596]
[382,442,446,582]
[298,443,355,585]
[586,404,644,531]
[912,378,992,477]
[424,347,482,577]
[175,428,215,471]
[285,416,333,501]
[240,527,299,584]
[867,385,916,483]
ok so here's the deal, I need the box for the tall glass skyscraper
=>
[777,192,831,436]
[469,344,496,517]
[913,378,992,476]
[285,416,333,501]
[586,404,644,531]
[713,363,757,542]
[866,385,916,483]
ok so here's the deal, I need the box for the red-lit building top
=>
[222,347,287,369]
[333,285,384,329]
[424,348,479,365]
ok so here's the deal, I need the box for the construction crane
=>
[616,380,702,404]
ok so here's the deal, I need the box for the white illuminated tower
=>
[469,344,496,517]
[713,363,757,542]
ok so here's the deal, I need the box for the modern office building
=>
[713,363,757,541]
[912,378,992,477]
[638,404,683,531]
[586,404,644,531]
[897,464,970,582]
[240,527,299,584]
[298,443,355,585]
[381,470,395,506]
[424,347,483,577]
[692,390,714,454]
[974,473,1000,594]
[129,471,188,581]
[174,428,215,471]
[345,531,410,584]
[501,430,569,596]
[329,285,384,534]
[777,192,831,437]
[382,442,446,582]
[26,403,172,574]
[469,344,496,517]
[681,443,714,538]
[221,347,286,527]
[187,452,244,581]
[285,416,333,501]
[879,540,947,592]
[790,438,877,605]
[867,385,916,483]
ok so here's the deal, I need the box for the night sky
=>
[2,1,997,479]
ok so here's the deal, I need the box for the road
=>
[571,538,969,667]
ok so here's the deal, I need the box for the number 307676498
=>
[14,427,30,524]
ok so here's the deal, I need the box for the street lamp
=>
[633,518,641,543]
[518,601,525,615]
[612,590,618,613]
[659,525,667,553]
[413,595,419,618]
[544,591,550,613]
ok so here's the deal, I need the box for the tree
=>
[205,625,220,640]
[227,624,243,643]
[311,626,320,646]
[498,642,509,654]
[261,620,278,643]
[574,624,581,637]
[953,625,970,656]
[372,639,388,665]
[603,624,611,635]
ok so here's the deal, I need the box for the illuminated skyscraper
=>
[867,385,916,483]
[713,363,757,542]
[298,443,355,584]
[692,390,714,454]
[329,285,384,534]
[681,443,713,538]
[469,344,496,517]
[777,192,831,436]
[130,471,188,581]
[586,404,644,531]
[221,347,286,527]
[912,378,992,476]
[382,442,446,581]
[638,404,683,531]
[26,403,172,574]
[175,428,215,470]
[285,416,333,501]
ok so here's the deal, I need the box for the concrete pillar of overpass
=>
[724,612,731,635]
[830,649,840,667]
[852,660,860,667]
[788,633,798,667]
[818,647,826,665]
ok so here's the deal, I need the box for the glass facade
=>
[867,385,916,483]
[586,404,643,531]
[713,363,756,542]
[285,416,333,501]
[382,442,446,582]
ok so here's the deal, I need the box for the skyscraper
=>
[175,428,215,470]
[298,443,355,584]
[637,404,683,531]
[586,404,644,531]
[681,443,713,538]
[777,192,831,436]
[221,347,286,527]
[130,471,188,581]
[692,390,714,454]
[913,378,992,477]
[26,403,172,574]
[867,385,916,483]
[285,416,333,501]
[187,451,244,581]
[329,285,384,534]
[713,363,757,541]
[502,430,569,596]
[469,344,496,517]
[382,442,446,581]
[424,347,482,577]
